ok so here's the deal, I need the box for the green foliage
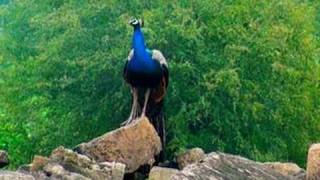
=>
[0,0,319,168]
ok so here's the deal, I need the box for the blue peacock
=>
[123,18,169,156]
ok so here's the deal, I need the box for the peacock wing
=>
[151,50,169,103]
[123,49,134,83]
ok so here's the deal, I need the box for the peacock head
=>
[129,18,144,28]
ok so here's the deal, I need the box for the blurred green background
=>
[0,0,319,168]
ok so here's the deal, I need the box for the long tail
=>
[147,100,165,162]
[147,101,166,162]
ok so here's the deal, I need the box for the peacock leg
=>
[122,87,138,125]
[141,88,150,117]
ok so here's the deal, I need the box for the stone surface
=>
[43,163,69,177]
[99,162,126,180]
[1,119,311,180]
[6,146,126,180]
[0,171,35,180]
[307,143,320,180]
[176,148,205,169]
[0,150,9,168]
[171,152,296,180]
[75,117,162,173]
[43,163,90,180]
[263,162,305,178]
[30,155,49,171]
[50,146,93,169]
[149,166,179,180]
[49,147,113,180]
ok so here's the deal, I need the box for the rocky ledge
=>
[1,116,318,180]
[0,150,9,168]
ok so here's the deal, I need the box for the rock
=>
[176,148,205,169]
[75,117,162,173]
[17,164,32,173]
[50,146,93,169]
[43,163,69,176]
[30,155,49,171]
[171,152,296,180]
[0,150,9,168]
[262,162,305,178]
[149,166,179,180]
[14,146,126,180]
[0,171,35,180]
[307,143,320,180]
[49,146,113,180]
[99,162,126,180]
[43,163,90,180]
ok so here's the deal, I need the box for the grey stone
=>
[171,152,296,180]
[99,162,126,180]
[49,147,111,180]
[149,166,179,180]
[0,171,35,180]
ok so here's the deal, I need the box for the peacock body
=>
[123,19,168,160]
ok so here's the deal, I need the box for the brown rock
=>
[171,152,296,180]
[263,162,305,178]
[30,155,49,171]
[149,166,179,180]
[0,150,9,168]
[75,117,162,173]
[307,143,320,180]
[176,148,205,169]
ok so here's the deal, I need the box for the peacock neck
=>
[132,27,149,61]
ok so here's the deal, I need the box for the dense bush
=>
[0,0,319,168]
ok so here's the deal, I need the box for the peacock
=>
[122,18,169,158]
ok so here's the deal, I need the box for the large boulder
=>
[176,148,205,169]
[75,117,162,173]
[0,150,9,168]
[171,152,296,180]
[307,143,320,180]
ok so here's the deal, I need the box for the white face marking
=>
[131,19,138,25]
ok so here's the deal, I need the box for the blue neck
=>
[132,27,149,61]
